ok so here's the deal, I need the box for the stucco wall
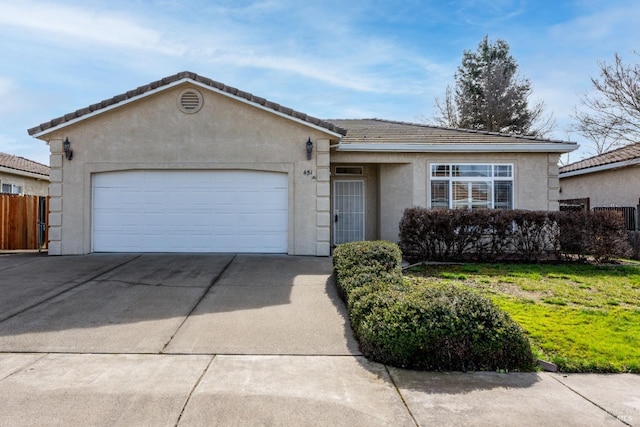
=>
[560,165,640,208]
[331,151,561,243]
[378,164,413,242]
[41,83,337,255]
[0,171,49,196]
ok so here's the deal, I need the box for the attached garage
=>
[92,170,288,253]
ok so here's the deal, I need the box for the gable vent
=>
[178,89,203,114]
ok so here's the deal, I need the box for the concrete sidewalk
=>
[0,253,638,426]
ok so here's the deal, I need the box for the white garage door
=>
[92,170,288,252]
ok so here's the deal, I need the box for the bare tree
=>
[433,84,458,127]
[572,52,640,154]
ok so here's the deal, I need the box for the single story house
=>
[28,71,576,256]
[0,152,49,196]
[560,143,640,209]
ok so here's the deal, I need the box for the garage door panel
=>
[93,170,288,253]
[262,212,288,228]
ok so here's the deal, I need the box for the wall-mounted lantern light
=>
[63,137,73,160]
[306,137,313,161]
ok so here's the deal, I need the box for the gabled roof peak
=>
[28,71,347,137]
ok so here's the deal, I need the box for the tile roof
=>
[560,142,640,174]
[28,71,347,137]
[328,119,572,145]
[0,152,50,177]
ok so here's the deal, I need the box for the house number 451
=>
[303,169,313,175]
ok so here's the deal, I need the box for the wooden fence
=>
[0,194,48,250]
[559,197,590,212]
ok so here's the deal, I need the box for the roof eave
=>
[0,165,50,180]
[559,157,640,178]
[333,143,578,153]
[30,77,344,139]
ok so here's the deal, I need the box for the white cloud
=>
[548,2,640,49]
[0,0,186,55]
[0,0,438,97]
[455,0,526,26]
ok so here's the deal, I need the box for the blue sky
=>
[1,0,638,165]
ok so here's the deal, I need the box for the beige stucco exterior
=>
[331,151,561,243]
[40,82,339,255]
[31,74,571,256]
[560,165,640,208]
[0,170,49,196]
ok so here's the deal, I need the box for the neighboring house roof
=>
[28,71,347,138]
[560,142,640,177]
[0,152,49,178]
[328,119,577,153]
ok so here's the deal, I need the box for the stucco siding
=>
[42,83,336,255]
[379,164,413,242]
[560,165,640,208]
[0,171,49,196]
[331,151,559,244]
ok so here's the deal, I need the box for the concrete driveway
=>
[0,253,638,426]
[0,254,357,355]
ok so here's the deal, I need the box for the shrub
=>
[510,210,558,261]
[587,210,631,262]
[397,207,432,264]
[333,240,402,300]
[485,209,517,260]
[399,207,630,263]
[399,208,491,263]
[628,231,640,260]
[554,211,589,260]
[333,240,536,372]
[355,278,536,371]
[556,210,631,262]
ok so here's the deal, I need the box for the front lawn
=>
[407,263,640,373]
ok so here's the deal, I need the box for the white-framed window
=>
[1,182,23,195]
[430,163,513,210]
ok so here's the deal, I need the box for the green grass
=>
[408,263,640,373]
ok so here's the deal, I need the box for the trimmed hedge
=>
[356,279,535,371]
[399,207,631,263]
[555,210,631,262]
[333,240,402,300]
[628,231,640,260]
[334,241,536,371]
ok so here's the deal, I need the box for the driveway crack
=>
[548,374,633,426]
[160,255,237,353]
[0,255,142,324]
[0,353,48,382]
[174,355,215,426]
[93,279,205,289]
[384,365,419,427]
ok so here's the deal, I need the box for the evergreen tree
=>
[435,36,553,137]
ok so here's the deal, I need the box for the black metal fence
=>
[560,198,638,230]
[593,206,637,231]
